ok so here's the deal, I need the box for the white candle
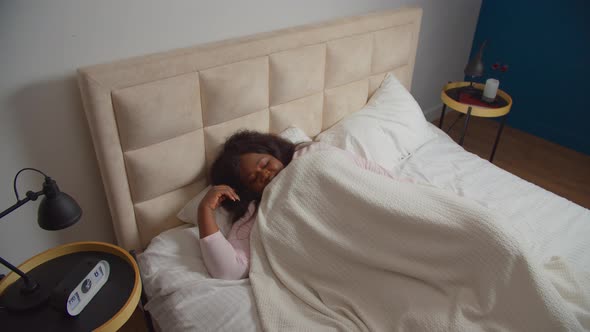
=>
[482,78,499,102]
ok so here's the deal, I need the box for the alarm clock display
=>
[50,258,110,316]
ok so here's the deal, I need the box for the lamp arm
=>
[13,168,48,201]
[0,190,44,292]
[0,190,44,220]
[0,256,38,292]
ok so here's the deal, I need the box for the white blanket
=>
[249,149,589,331]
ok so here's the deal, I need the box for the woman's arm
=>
[200,232,249,280]
[197,185,239,239]
[197,185,248,279]
[197,206,220,238]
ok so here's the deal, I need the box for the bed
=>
[77,7,590,331]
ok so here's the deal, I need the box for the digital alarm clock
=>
[50,258,110,316]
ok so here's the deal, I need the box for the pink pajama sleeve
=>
[200,231,249,280]
[199,201,256,280]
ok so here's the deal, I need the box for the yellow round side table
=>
[0,241,142,332]
[439,81,513,162]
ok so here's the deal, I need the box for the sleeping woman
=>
[198,130,410,279]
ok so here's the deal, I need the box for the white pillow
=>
[278,126,312,144]
[176,127,312,233]
[315,72,433,169]
[176,186,233,236]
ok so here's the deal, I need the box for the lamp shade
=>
[37,177,82,230]
[464,40,487,78]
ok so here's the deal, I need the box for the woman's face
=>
[239,153,284,193]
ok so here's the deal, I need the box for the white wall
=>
[0,0,481,274]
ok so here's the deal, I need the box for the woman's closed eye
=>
[239,152,285,193]
[258,157,269,169]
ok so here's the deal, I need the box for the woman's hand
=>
[199,185,240,211]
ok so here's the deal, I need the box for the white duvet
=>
[249,147,588,331]
[137,124,590,331]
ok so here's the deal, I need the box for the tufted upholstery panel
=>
[325,34,374,89]
[269,93,324,136]
[78,8,423,249]
[123,130,206,203]
[200,57,270,127]
[269,44,326,106]
[111,72,202,151]
[323,80,369,130]
[372,25,414,74]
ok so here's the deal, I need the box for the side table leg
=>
[458,106,472,146]
[438,104,447,128]
[490,114,508,163]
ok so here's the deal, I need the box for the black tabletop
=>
[0,251,135,332]
[445,86,509,108]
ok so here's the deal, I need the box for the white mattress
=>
[137,123,590,331]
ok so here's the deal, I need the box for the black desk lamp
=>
[0,168,82,311]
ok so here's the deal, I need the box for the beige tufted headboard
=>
[77,7,422,250]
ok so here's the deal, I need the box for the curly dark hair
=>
[210,130,296,221]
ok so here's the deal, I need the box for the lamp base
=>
[460,81,480,94]
[0,277,51,311]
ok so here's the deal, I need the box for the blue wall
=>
[468,0,590,155]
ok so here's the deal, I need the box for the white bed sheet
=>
[137,123,590,331]
[401,124,590,268]
[137,225,260,331]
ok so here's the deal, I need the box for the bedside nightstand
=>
[0,242,142,331]
[439,81,513,162]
